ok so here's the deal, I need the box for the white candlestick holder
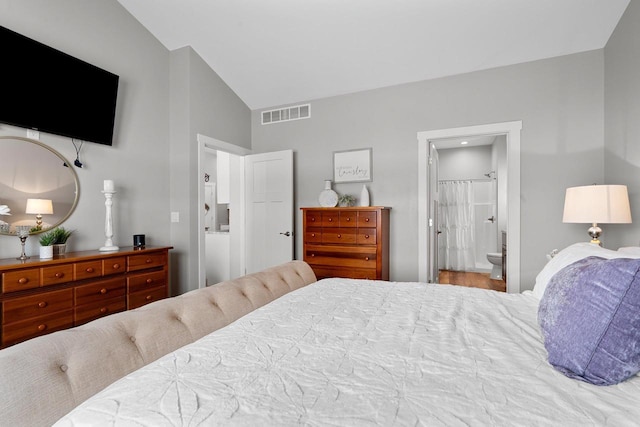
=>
[99,190,119,252]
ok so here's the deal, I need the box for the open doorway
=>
[417,121,522,293]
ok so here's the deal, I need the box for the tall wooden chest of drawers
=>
[0,246,172,348]
[301,207,390,280]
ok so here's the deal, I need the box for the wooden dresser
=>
[301,207,390,280]
[0,246,172,348]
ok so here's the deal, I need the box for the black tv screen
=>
[0,25,119,146]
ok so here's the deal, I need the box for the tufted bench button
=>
[130,336,136,343]
[60,365,68,372]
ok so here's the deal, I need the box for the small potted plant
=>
[50,227,74,255]
[338,194,356,207]
[38,229,56,259]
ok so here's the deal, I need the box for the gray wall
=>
[251,51,606,289]
[438,145,492,181]
[604,1,640,247]
[0,1,251,297]
[169,46,250,295]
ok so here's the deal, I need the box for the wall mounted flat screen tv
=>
[0,25,119,146]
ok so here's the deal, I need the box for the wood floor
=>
[438,270,506,292]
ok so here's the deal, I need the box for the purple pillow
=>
[538,256,640,385]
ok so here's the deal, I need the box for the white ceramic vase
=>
[319,180,338,207]
[40,245,53,259]
[360,185,370,206]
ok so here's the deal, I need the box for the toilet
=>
[486,252,503,280]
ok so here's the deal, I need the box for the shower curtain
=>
[438,181,476,271]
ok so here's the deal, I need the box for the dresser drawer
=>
[305,228,323,243]
[127,270,166,294]
[305,245,378,269]
[127,252,165,272]
[75,296,126,326]
[2,310,73,347]
[104,257,126,276]
[305,210,322,226]
[321,228,357,244]
[358,211,377,226]
[322,211,340,227]
[75,278,126,307]
[41,264,74,287]
[75,260,103,280]
[128,286,167,310]
[339,211,357,227]
[357,228,377,244]
[2,288,73,324]
[2,268,40,293]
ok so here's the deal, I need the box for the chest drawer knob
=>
[145,295,153,301]
[85,267,94,273]
[112,263,121,270]
[38,301,47,308]
[55,272,64,279]
[346,218,351,222]
[37,324,47,331]
[146,278,153,284]
[100,307,108,314]
[365,256,370,261]
[18,277,29,285]
[146,258,152,264]
[365,218,370,222]
[337,234,341,238]
[310,253,315,257]
[364,234,370,239]
[328,218,333,222]
[100,288,108,294]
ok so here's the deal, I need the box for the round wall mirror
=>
[0,136,79,235]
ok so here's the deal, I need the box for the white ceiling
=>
[117,0,630,110]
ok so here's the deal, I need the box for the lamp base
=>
[588,223,602,246]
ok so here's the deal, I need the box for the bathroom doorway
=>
[417,121,522,293]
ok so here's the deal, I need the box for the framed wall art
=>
[333,148,372,183]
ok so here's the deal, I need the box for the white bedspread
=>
[55,279,640,426]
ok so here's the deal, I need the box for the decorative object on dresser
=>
[301,206,390,280]
[38,229,56,259]
[100,179,119,252]
[318,179,338,207]
[337,194,356,207]
[14,226,31,260]
[0,246,172,348]
[25,198,53,230]
[359,184,370,206]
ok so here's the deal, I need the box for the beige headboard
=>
[0,260,317,427]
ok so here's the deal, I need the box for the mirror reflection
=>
[0,136,79,235]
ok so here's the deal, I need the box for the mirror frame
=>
[0,136,80,235]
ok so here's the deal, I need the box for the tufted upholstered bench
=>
[0,260,317,427]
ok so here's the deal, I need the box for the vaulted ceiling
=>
[117,0,630,110]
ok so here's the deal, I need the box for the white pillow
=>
[531,242,640,299]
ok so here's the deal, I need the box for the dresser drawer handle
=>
[364,234,370,239]
[38,301,47,308]
[100,288,108,294]
[146,278,153,284]
[310,253,315,257]
[311,217,316,222]
[85,267,95,273]
[37,324,47,331]
[311,233,316,237]
[18,277,29,285]
[365,256,370,261]
[145,258,152,264]
[365,218,370,222]
[112,263,121,270]
[100,307,108,314]
[346,217,350,221]
[55,272,64,279]
[145,295,153,301]
[337,234,341,238]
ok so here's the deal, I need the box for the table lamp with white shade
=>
[562,184,632,246]
[25,198,53,229]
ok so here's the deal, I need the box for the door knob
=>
[279,231,291,237]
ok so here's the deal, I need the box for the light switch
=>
[171,212,179,223]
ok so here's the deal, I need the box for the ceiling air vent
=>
[262,103,311,125]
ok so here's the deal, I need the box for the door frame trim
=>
[197,133,251,289]
[417,121,522,293]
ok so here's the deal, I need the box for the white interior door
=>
[245,149,294,274]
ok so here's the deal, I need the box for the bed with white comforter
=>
[55,275,640,426]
